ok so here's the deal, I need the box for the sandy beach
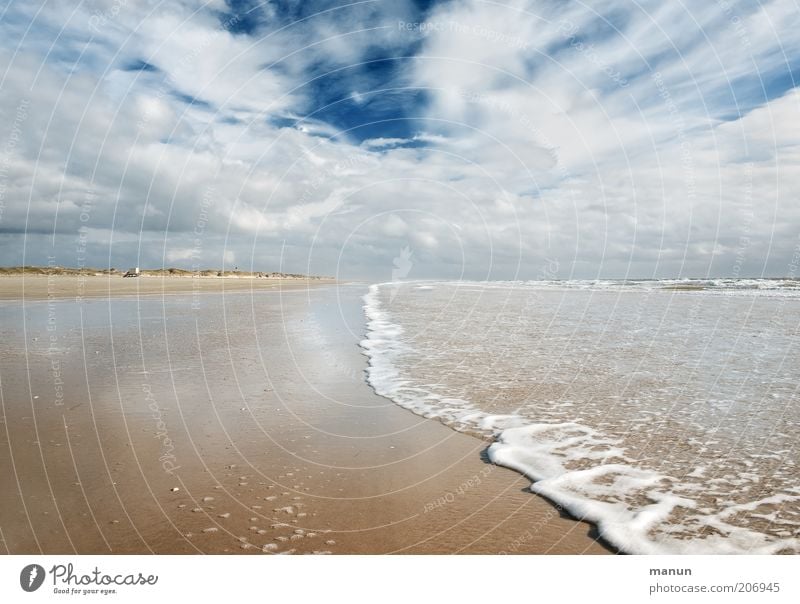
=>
[0,274,334,301]
[0,278,610,554]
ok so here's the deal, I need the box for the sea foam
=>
[360,282,800,554]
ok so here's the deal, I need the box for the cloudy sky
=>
[0,0,798,280]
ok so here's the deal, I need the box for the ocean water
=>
[361,280,800,554]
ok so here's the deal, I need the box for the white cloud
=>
[166,247,196,262]
[1,0,798,280]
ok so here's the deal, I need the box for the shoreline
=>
[0,282,611,554]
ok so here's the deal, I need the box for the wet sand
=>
[0,275,334,301]
[0,280,611,554]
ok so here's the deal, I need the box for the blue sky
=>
[0,0,798,279]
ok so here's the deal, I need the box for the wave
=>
[436,278,800,297]
[360,282,800,555]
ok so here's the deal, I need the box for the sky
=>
[0,0,798,280]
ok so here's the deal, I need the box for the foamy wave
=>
[360,283,800,555]
[490,425,799,554]
[362,284,516,431]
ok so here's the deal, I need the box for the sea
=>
[361,279,800,554]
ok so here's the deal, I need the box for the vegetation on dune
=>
[0,266,325,279]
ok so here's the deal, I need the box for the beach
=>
[0,274,333,301]
[0,278,610,554]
